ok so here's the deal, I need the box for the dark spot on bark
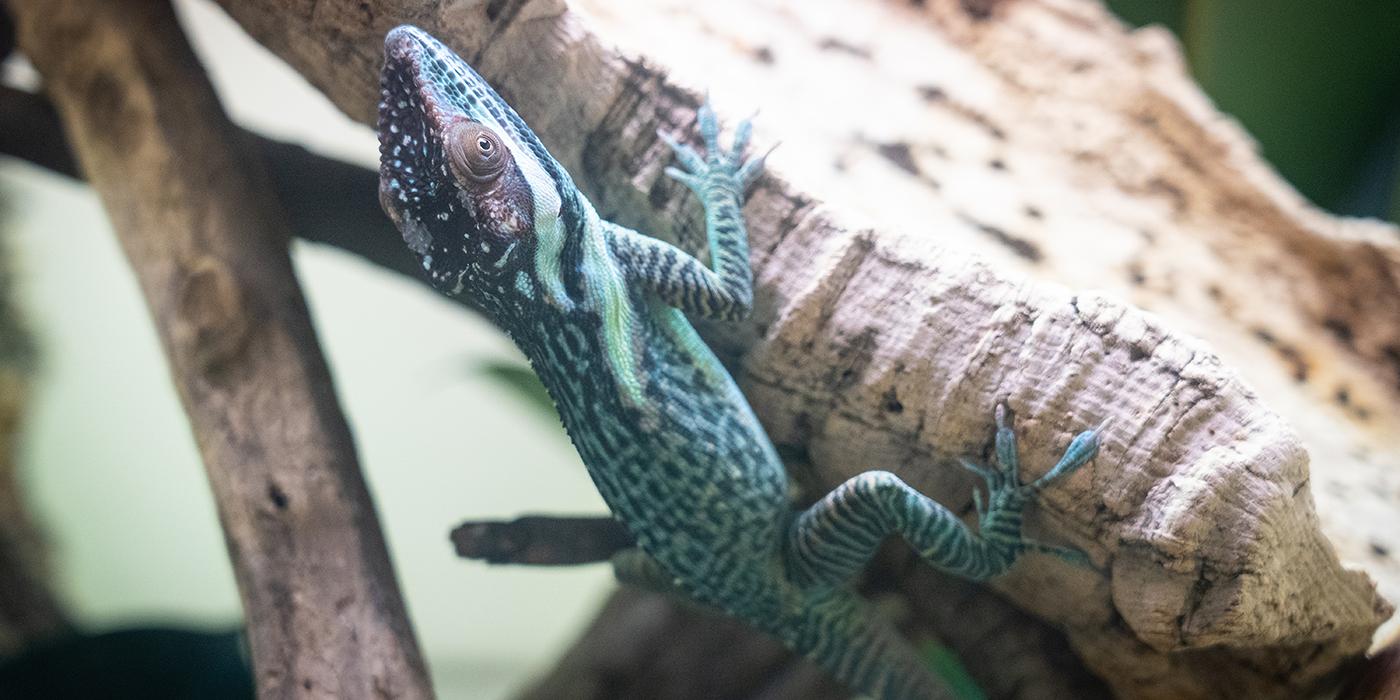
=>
[961,0,998,19]
[988,158,1006,171]
[831,327,880,391]
[1147,177,1187,213]
[1253,329,1308,379]
[1128,343,1150,361]
[1071,60,1094,73]
[957,213,1042,262]
[1279,345,1308,382]
[1335,386,1351,406]
[485,0,509,21]
[267,482,289,510]
[1372,542,1390,558]
[303,679,314,691]
[1206,284,1223,301]
[883,387,904,413]
[876,141,920,175]
[818,37,873,59]
[1127,261,1146,286]
[1385,345,1400,390]
[917,84,946,102]
[752,46,776,64]
[1023,205,1042,219]
[792,411,815,444]
[647,175,669,210]
[1322,317,1354,348]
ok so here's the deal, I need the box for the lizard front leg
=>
[608,101,769,321]
[783,403,1102,589]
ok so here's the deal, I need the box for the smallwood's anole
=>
[376,25,1103,699]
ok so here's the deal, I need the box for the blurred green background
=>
[1,1,1397,698]
[1108,0,1400,222]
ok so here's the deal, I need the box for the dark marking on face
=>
[376,26,546,309]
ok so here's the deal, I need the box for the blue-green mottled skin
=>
[377,26,1103,699]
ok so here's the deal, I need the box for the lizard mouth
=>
[376,26,456,230]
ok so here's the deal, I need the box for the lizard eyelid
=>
[446,121,509,184]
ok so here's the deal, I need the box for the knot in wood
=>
[174,258,251,377]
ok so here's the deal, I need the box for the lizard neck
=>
[513,196,647,408]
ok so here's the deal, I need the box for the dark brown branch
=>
[0,212,70,653]
[0,85,425,286]
[1338,637,1400,700]
[6,1,431,697]
[451,515,633,565]
[521,588,849,700]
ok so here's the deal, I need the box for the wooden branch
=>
[200,0,1394,697]
[520,587,850,700]
[0,68,1105,700]
[451,515,633,565]
[0,85,426,287]
[0,193,70,654]
[6,1,432,697]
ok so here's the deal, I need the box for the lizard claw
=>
[697,94,721,153]
[665,97,769,197]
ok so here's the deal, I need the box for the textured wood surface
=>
[4,0,1395,695]
[6,1,432,697]
[202,0,1394,696]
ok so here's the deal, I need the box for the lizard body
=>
[377,26,1102,699]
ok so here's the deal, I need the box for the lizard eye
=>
[446,122,508,183]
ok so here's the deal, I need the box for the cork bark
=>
[4,0,1397,696]
[6,1,432,697]
[199,0,1394,696]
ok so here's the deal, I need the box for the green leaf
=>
[1184,0,1400,212]
[473,359,559,422]
[920,639,987,700]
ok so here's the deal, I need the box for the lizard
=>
[376,25,1104,699]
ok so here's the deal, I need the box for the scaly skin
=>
[376,25,1103,699]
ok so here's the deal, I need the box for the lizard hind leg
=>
[782,403,1102,589]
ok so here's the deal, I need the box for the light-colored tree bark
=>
[203,0,1395,696]
[7,0,432,697]
[6,0,1397,696]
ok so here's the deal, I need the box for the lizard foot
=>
[956,402,1103,568]
[660,97,772,196]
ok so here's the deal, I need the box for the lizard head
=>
[377,25,580,306]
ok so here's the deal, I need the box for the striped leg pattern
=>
[784,403,1102,589]
[609,99,769,322]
